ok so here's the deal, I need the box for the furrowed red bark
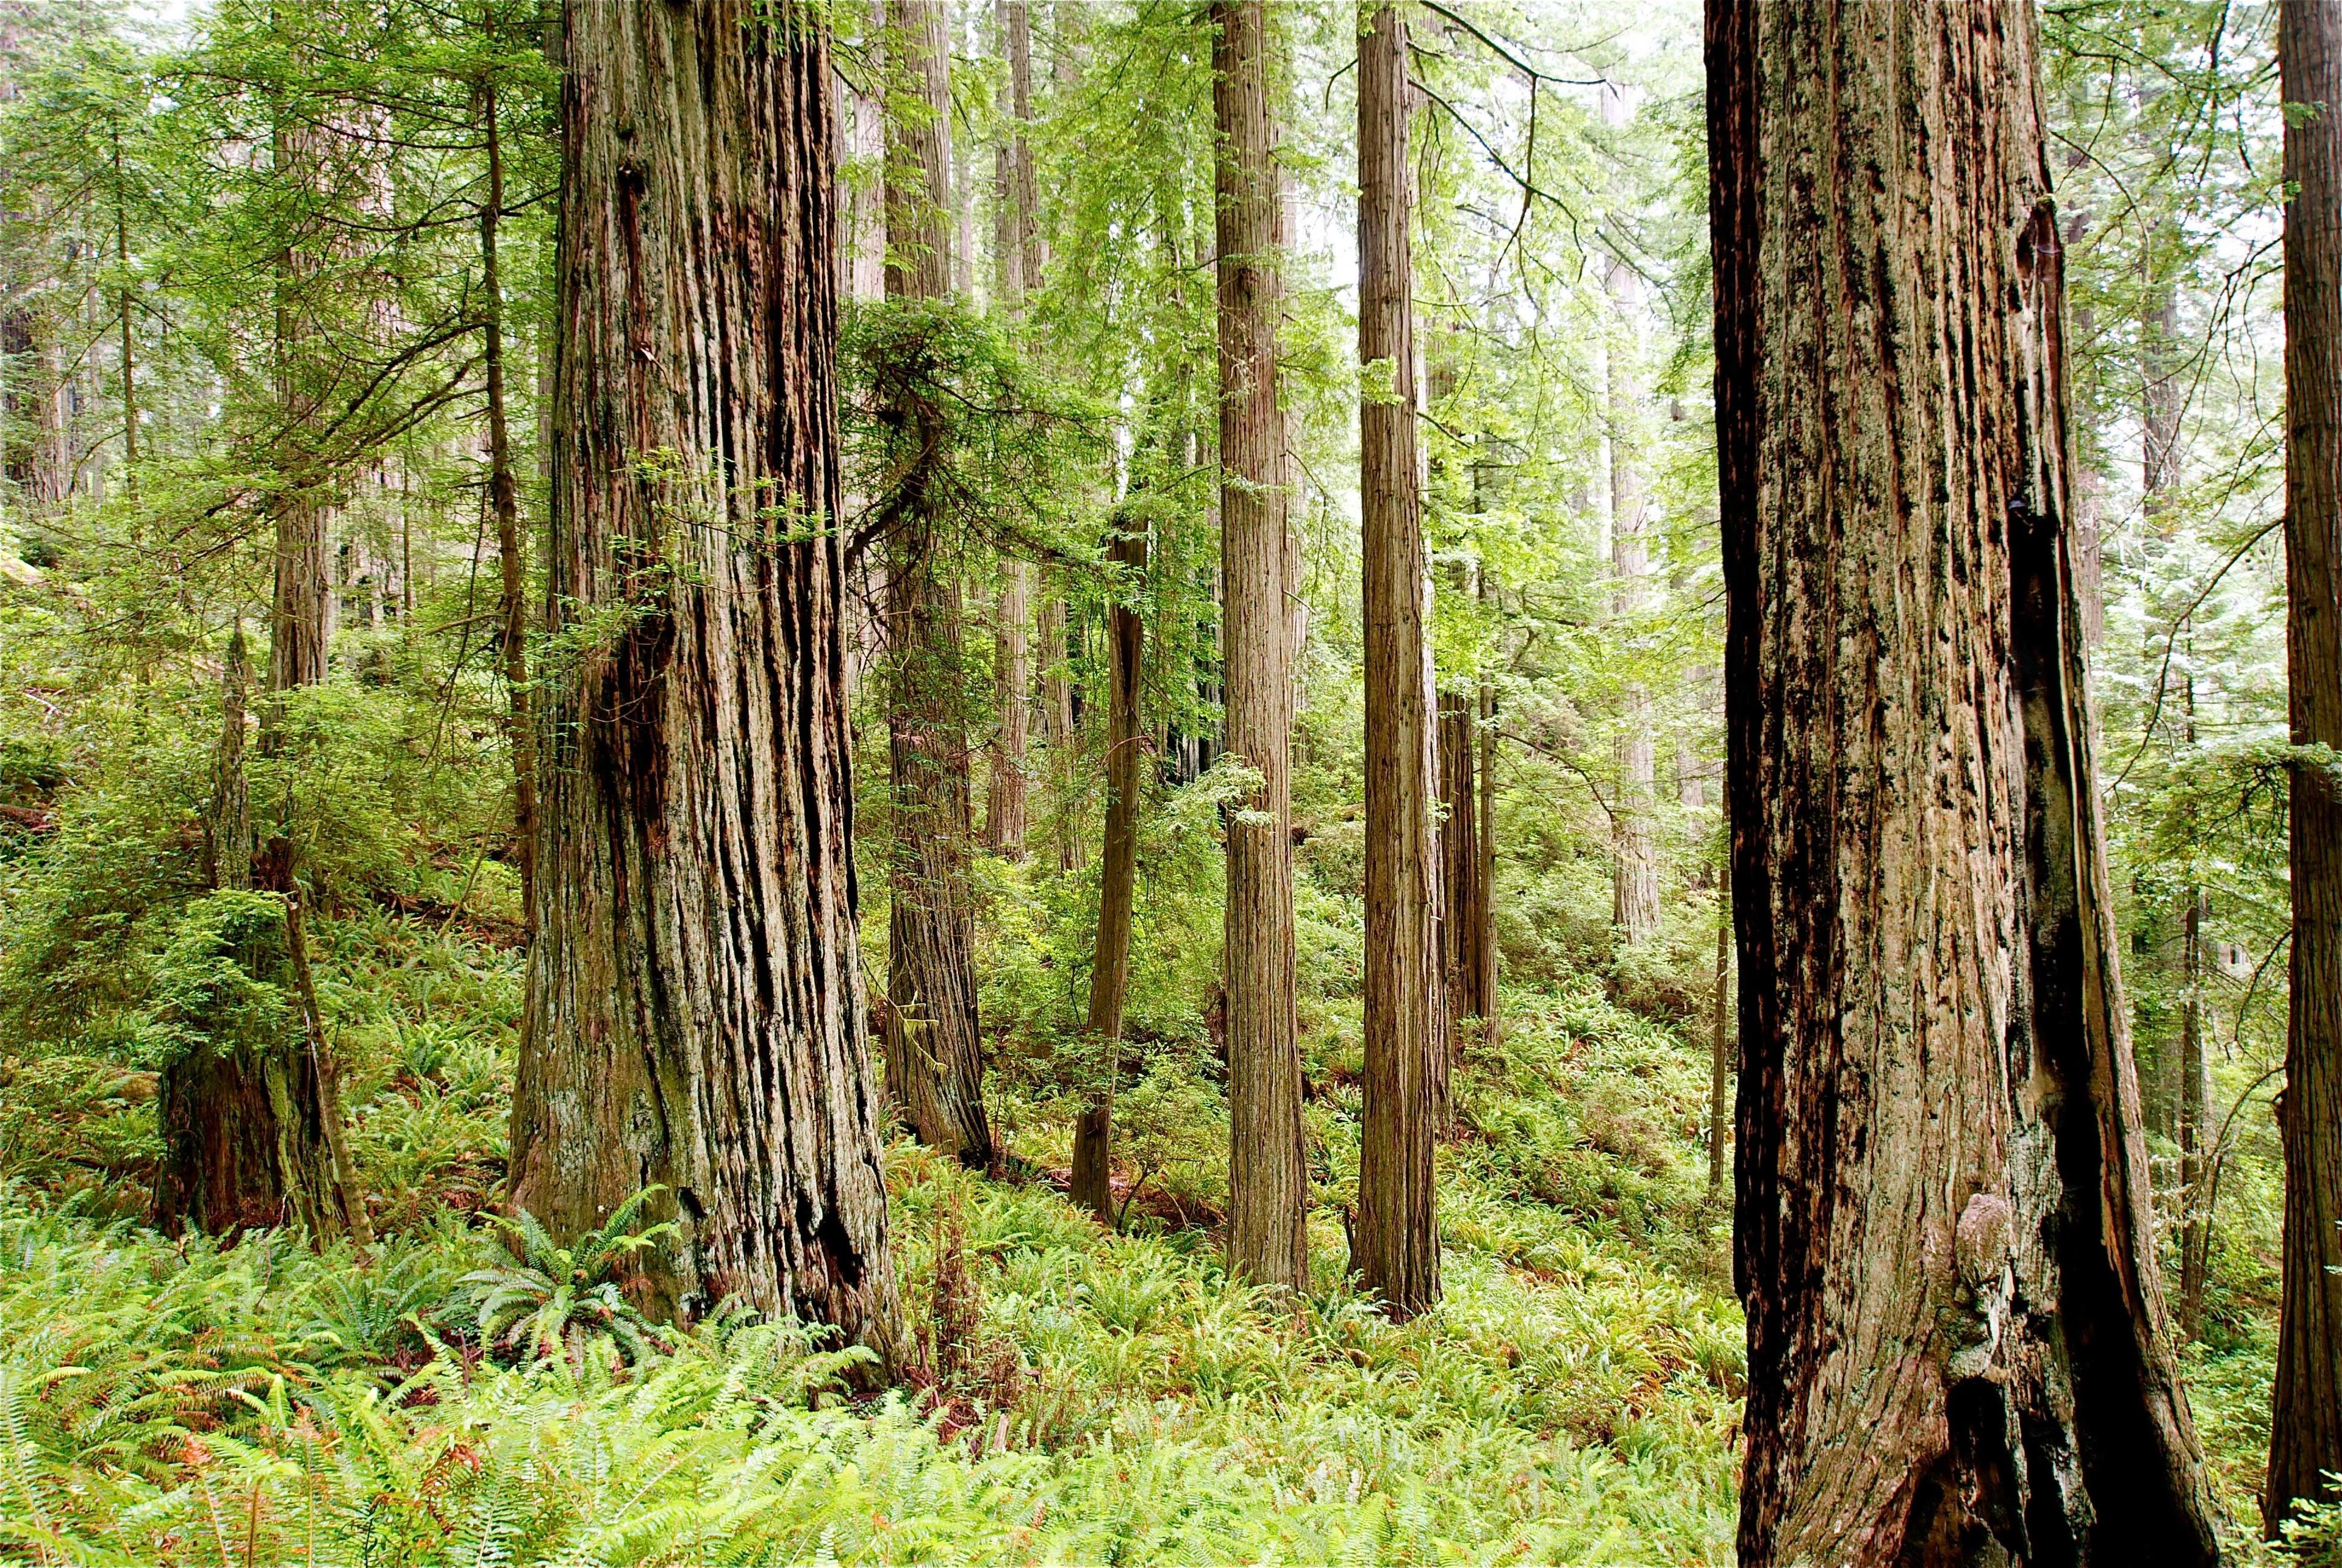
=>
[878,0,995,1169]
[1212,0,1306,1292]
[1070,523,1146,1222]
[1352,0,1439,1320]
[2270,0,2342,1534]
[1709,1,2217,1560]
[508,0,904,1366]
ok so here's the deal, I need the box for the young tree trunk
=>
[476,59,537,934]
[1070,524,1146,1220]
[1351,0,1439,1321]
[1708,2,2219,1561]
[507,0,904,1365]
[2269,0,2342,1534]
[878,0,994,1167]
[1211,0,1306,1292]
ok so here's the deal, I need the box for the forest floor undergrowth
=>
[0,908,2288,1566]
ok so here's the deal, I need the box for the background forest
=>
[0,0,2316,1563]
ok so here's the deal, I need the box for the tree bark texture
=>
[1708,847,1730,1196]
[1352,0,1440,1321]
[1212,0,1307,1292]
[478,62,538,934]
[509,0,904,1365]
[1708,2,2219,1561]
[2271,0,2342,1533]
[878,0,994,1168]
[1071,524,1147,1221]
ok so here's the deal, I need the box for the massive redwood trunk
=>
[1351,0,1439,1320]
[1213,0,1307,1292]
[877,0,994,1168]
[507,0,903,1363]
[2270,0,2342,1534]
[1709,1,2217,1561]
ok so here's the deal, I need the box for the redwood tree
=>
[876,0,994,1167]
[1710,0,2217,1559]
[1214,0,1307,1291]
[2269,0,2342,1533]
[1352,0,1439,1320]
[507,0,903,1362]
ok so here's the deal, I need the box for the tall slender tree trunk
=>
[507,0,904,1365]
[1708,2,2218,1561]
[983,0,1037,862]
[268,118,329,703]
[2177,878,2210,1338]
[476,55,537,934]
[847,0,887,303]
[1351,0,1439,1320]
[1603,86,1659,948]
[2270,0,2342,1534]
[112,129,135,487]
[1070,523,1145,1220]
[1212,0,1306,1291]
[1475,563,1500,1052]
[879,0,994,1168]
